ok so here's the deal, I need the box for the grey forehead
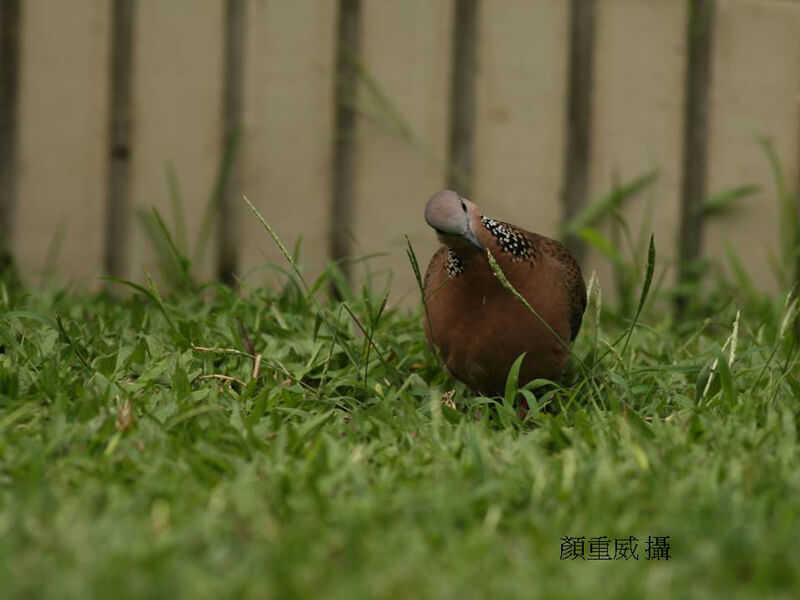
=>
[428,190,461,204]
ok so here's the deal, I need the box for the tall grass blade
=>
[503,352,526,407]
[562,171,658,235]
[165,161,188,254]
[243,195,310,295]
[620,234,656,357]
[701,183,760,215]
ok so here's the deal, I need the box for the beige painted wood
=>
[14,0,110,285]
[9,0,800,301]
[586,0,686,300]
[704,0,800,293]
[353,0,454,305]
[128,0,224,282]
[240,0,337,288]
[473,0,569,241]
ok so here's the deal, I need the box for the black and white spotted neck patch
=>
[480,216,536,261]
[446,249,465,277]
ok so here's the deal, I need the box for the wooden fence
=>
[1,0,799,304]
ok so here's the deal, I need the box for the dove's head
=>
[424,190,482,250]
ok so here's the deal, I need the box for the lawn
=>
[1,225,799,599]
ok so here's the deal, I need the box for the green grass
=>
[2,217,800,599]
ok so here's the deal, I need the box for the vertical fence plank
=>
[14,0,110,284]
[447,0,479,197]
[129,0,224,283]
[0,0,20,270]
[105,0,134,278]
[353,0,454,303]
[329,0,361,287]
[218,0,245,286]
[240,0,337,286]
[561,0,595,263]
[587,0,687,302]
[704,0,800,293]
[473,1,569,240]
[677,0,714,311]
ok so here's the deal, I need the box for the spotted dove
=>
[422,190,586,395]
